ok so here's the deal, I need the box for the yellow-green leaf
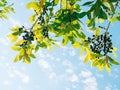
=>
[72,41,81,48]
[84,48,90,63]
[14,55,20,62]
[112,50,117,57]
[8,34,18,42]
[99,19,104,23]
[84,54,90,63]
[11,46,21,51]
[27,48,32,55]
[24,57,31,64]
[16,40,26,46]
[29,14,36,22]
[95,28,101,36]
[98,63,105,71]
[20,49,25,56]
[26,2,39,10]
[105,64,110,73]
[30,54,36,59]
[92,60,99,66]
[62,35,69,46]
[45,41,53,51]
[54,0,59,5]
[10,26,19,32]
[80,47,85,56]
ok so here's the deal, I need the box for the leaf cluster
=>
[8,0,120,72]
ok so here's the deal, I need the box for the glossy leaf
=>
[82,1,94,6]
[109,56,119,65]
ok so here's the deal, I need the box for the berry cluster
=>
[37,6,49,38]
[37,5,48,25]
[23,31,34,41]
[18,26,34,41]
[42,28,49,38]
[87,32,113,56]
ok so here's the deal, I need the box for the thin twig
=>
[30,17,39,32]
[106,2,119,33]
[60,0,62,13]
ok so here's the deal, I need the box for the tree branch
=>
[106,2,119,33]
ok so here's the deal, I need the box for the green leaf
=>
[9,7,15,13]
[116,16,120,21]
[24,57,31,64]
[35,45,39,52]
[40,42,47,49]
[12,31,20,35]
[98,9,107,19]
[45,2,52,6]
[0,2,4,7]
[1,0,7,3]
[108,0,118,2]
[78,12,87,18]
[79,32,86,40]
[87,18,95,27]
[74,4,81,12]
[109,56,119,65]
[30,54,36,59]
[82,1,94,6]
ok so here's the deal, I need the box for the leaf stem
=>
[106,2,119,33]
[30,17,39,32]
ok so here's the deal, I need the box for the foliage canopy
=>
[1,0,120,72]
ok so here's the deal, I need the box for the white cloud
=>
[9,17,21,27]
[62,60,74,69]
[65,87,70,90]
[12,70,30,84]
[79,70,92,78]
[17,86,23,90]
[79,70,98,90]
[66,69,74,74]
[38,59,52,72]
[3,80,11,85]
[82,77,97,86]
[20,2,24,6]
[69,74,79,83]
[79,55,86,61]
[49,72,57,79]
[56,58,61,62]
[96,74,104,78]
[105,85,112,90]
[69,49,76,56]
[22,76,30,84]
[0,37,10,46]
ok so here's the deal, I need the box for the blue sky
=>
[0,0,120,90]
